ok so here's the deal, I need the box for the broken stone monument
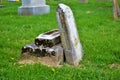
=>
[57,4,83,66]
[35,29,61,47]
[18,0,50,15]
[21,29,63,66]
[20,4,83,66]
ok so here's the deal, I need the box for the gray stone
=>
[22,43,63,65]
[35,29,61,47]
[45,44,64,65]
[57,4,83,66]
[18,0,50,15]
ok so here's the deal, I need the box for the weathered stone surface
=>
[57,4,82,66]
[44,44,64,65]
[35,29,61,47]
[18,0,50,15]
[22,43,41,54]
[22,43,63,65]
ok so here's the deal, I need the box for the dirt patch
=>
[109,63,120,69]
[18,53,62,67]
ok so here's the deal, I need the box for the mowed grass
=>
[0,0,120,79]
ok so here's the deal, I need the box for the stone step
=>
[21,43,64,65]
[35,29,61,47]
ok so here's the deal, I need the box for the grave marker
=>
[18,0,50,15]
[56,4,83,66]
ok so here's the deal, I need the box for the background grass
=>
[0,0,120,80]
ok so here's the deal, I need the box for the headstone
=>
[56,4,83,66]
[113,0,120,20]
[18,0,50,15]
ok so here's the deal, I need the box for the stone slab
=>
[57,4,83,66]
[18,5,50,15]
[35,29,61,47]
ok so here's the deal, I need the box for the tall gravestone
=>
[56,4,83,66]
[18,0,50,15]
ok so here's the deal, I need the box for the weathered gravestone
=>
[21,29,63,66]
[18,0,50,15]
[56,4,83,66]
[113,0,120,20]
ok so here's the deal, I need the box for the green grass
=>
[0,0,120,80]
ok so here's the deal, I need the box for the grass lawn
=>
[0,0,120,79]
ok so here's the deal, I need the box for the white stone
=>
[57,4,83,66]
[18,0,50,15]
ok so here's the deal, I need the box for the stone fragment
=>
[35,29,61,47]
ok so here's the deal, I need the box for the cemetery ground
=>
[0,0,120,79]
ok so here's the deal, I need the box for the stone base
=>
[18,5,50,15]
